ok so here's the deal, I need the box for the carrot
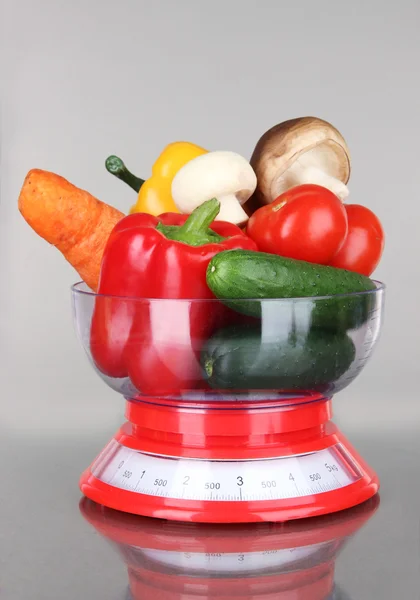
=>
[18,169,124,291]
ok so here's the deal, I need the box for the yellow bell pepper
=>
[105,142,207,216]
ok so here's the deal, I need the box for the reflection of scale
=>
[80,494,379,599]
[73,281,385,523]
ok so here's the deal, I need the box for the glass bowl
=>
[71,282,385,402]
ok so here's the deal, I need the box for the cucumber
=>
[201,323,356,392]
[206,250,377,331]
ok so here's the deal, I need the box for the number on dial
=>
[262,481,277,488]
[205,482,221,490]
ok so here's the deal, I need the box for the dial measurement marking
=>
[92,440,361,502]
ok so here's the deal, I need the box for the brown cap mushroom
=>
[249,117,351,206]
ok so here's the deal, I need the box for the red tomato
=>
[329,204,384,276]
[247,184,348,265]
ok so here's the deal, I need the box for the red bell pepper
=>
[113,210,246,238]
[90,199,257,395]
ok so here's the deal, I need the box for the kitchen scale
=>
[72,281,385,523]
[80,493,379,599]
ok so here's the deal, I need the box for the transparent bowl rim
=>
[71,280,386,303]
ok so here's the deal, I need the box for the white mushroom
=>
[250,117,351,205]
[171,151,257,225]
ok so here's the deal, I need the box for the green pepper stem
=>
[105,155,145,192]
[156,199,224,247]
[178,199,221,236]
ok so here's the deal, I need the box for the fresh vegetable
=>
[206,249,376,330]
[111,210,251,239]
[247,184,348,264]
[18,169,124,291]
[105,156,144,192]
[171,151,257,225]
[201,323,356,392]
[90,199,257,393]
[207,250,376,301]
[330,204,384,276]
[249,117,351,208]
[106,141,207,215]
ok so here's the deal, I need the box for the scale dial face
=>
[91,439,362,503]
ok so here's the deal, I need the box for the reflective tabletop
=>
[1,431,418,599]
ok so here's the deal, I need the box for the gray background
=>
[2,0,418,437]
[1,2,420,598]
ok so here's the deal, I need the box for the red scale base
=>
[80,393,379,523]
